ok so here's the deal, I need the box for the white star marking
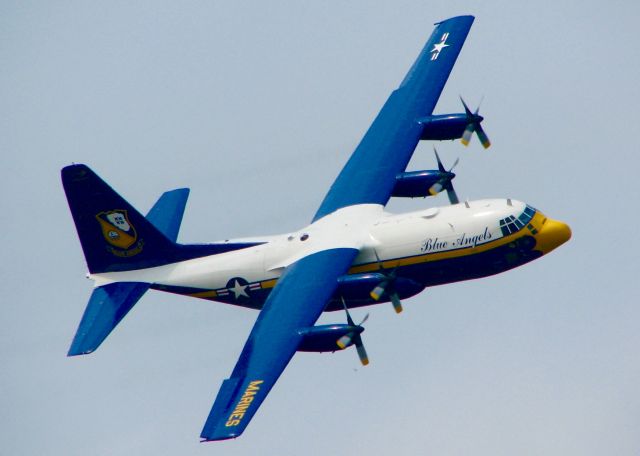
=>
[432,40,449,54]
[430,32,450,60]
[229,279,249,299]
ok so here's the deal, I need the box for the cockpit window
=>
[499,205,536,236]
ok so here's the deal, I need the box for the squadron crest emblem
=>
[96,210,143,257]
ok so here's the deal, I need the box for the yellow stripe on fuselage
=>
[187,211,551,301]
[189,290,218,299]
[260,279,278,290]
[349,222,535,275]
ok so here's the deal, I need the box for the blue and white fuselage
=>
[90,199,570,311]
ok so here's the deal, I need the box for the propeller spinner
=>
[429,148,460,205]
[337,297,369,366]
[369,250,403,314]
[460,96,491,149]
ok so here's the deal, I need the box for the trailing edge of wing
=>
[200,248,359,441]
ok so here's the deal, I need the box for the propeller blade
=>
[460,96,473,116]
[430,151,459,201]
[371,249,402,314]
[445,184,460,205]
[461,123,475,146]
[475,124,491,149]
[341,296,356,327]
[460,96,491,148]
[434,148,446,172]
[339,296,370,365]
[355,337,369,366]
[390,292,403,314]
[370,282,387,301]
[336,333,353,350]
[428,182,443,196]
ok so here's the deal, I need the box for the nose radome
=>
[535,218,572,254]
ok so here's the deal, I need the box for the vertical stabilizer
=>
[62,164,182,273]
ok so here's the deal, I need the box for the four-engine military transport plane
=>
[62,15,571,441]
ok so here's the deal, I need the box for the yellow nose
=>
[535,218,572,254]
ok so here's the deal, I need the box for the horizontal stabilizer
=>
[68,282,149,356]
[146,188,190,242]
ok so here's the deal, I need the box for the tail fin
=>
[62,164,262,273]
[62,164,184,273]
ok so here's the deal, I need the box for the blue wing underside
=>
[201,248,359,441]
[313,15,474,221]
[202,15,475,441]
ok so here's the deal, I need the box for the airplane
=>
[62,15,571,441]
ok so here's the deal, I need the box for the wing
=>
[313,15,474,221]
[200,248,359,441]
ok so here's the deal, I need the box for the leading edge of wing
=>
[313,15,474,222]
[200,247,359,441]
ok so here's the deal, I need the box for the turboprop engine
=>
[392,149,459,203]
[298,302,370,365]
[418,97,491,148]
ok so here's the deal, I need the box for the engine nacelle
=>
[326,272,425,310]
[392,170,454,198]
[418,114,469,140]
[297,324,363,352]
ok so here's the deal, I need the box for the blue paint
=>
[145,188,190,242]
[67,282,150,356]
[313,16,474,221]
[297,324,363,352]
[419,113,470,140]
[200,248,359,441]
[392,169,455,198]
[62,164,264,273]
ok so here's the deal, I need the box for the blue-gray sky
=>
[2,1,639,455]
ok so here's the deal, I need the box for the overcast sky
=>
[2,1,640,455]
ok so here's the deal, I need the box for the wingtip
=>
[67,338,95,357]
[67,349,93,357]
[200,434,238,443]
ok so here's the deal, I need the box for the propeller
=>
[460,96,491,149]
[337,297,369,366]
[369,250,403,314]
[429,148,460,205]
